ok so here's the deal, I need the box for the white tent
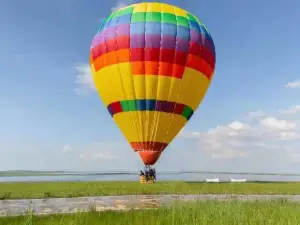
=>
[230,178,247,182]
[205,178,220,183]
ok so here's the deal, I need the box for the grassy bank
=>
[1,200,299,225]
[1,181,300,199]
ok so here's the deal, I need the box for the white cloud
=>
[260,117,297,130]
[111,0,131,12]
[179,129,201,139]
[228,121,251,130]
[79,150,115,161]
[93,152,115,160]
[62,144,72,153]
[279,105,300,115]
[285,80,300,88]
[279,132,300,141]
[62,142,117,161]
[180,108,300,160]
[247,110,265,119]
[74,64,96,96]
[75,142,118,161]
[211,149,248,159]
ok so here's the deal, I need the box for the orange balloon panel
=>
[90,2,216,165]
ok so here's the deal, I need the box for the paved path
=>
[1,194,300,217]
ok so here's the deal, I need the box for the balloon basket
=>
[139,175,155,184]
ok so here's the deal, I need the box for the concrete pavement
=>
[1,194,299,217]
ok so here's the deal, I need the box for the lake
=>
[1,172,300,182]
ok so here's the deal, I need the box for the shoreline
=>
[2,170,300,177]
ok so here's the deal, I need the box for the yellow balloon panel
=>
[113,111,186,143]
[92,62,210,110]
[91,61,211,150]
[176,68,211,110]
[92,63,133,106]
[133,2,187,17]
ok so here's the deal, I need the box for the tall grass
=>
[1,181,300,199]
[0,200,299,225]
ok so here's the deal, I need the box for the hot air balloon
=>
[90,2,216,177]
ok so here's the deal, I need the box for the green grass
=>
[0,200,299,225]
[1,181,300,200]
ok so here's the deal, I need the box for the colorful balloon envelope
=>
[90,2,216,165]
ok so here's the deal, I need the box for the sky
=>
[1,0,300,172]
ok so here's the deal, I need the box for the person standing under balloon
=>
[153,168,156,181]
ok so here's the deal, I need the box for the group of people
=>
[140,167,156,182]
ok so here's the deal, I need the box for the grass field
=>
[1,181,300,199]
[0,200,298,225]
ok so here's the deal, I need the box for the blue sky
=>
[1,0,300,172]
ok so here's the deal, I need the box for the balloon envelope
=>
[90,2,216,165]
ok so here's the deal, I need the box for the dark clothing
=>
[153,169,156,180]
[149,169,153,178]
[145,171,149,181]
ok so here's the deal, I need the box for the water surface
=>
[1,172,300,182]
